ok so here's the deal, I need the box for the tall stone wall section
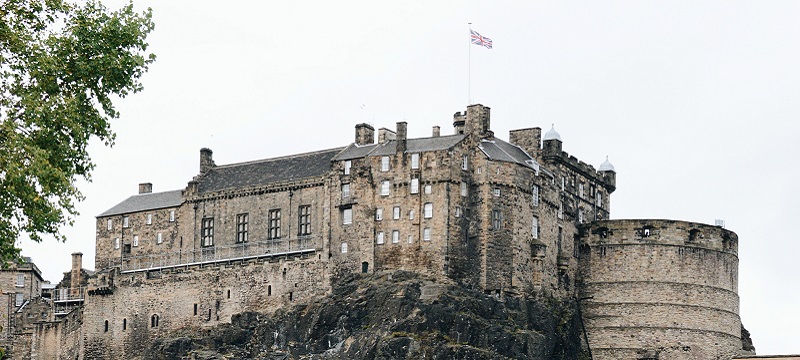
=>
[579,219,740,360]
[30,308,83,360]
[82,255,329,359]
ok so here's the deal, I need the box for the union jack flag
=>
[470,29,492,49]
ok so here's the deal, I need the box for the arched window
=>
[151,314,159,328]
[104,320,109,333]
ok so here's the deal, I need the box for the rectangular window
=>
[460,182,467,197]
[579,183,585,198]
[237,213,249,243]
[157,232,163,244]
[147,214,152,225]
[407,235,413,244]
[492,210,502,230]
[393,206,400,220]
[532,216,539,239]
[381,180,390,196]
[424,184,432,194]
[455,206,461,218]
[344,160,352,175]
[561,177,565,191]
[16,274,24,287]
[376,231,385,244]
[411,153,420,169]
[392,230,399,244]
[268,210,281,239]
[123,216,129,228]
[578,208,585,224]
[532,185,539,207]
[493,188,501,197]
[342,208,353,225]
[115,238,120,249]
[342,183,350,198]
[596,193,602,207]
[298,205,311,236]
[341,242,348,253]
[461,155,468,170]
[375,208,383,221]
[424,203,433,218]
[558,202,563,219]
[410,178,419,194]
[15,293,23,307]
[107,219,113,230]
[409,210,414,220]
[169,210,176,222]
[133,235,139,247]
[381,156,390,172]
[423,228,431,241]
[202,217,214,247]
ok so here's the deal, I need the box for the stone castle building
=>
[5,104,747,359]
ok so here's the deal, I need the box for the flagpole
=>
[468,22,472,105]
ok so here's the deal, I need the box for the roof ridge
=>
[212,147,346,169]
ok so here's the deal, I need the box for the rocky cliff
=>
[144,271,586,359]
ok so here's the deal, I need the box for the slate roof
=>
[197,147,344,194]
[333,134,465,160]
[478,139,541,171]
[98,190,184,217]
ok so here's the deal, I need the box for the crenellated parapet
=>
[581,219,738,255]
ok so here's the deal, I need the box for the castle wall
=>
[579,219,740,360]
[83,255,329,359]
[30,308,83,360]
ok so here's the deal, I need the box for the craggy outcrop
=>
[145,271,585,359]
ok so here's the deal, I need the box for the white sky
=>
[18,1,800,355]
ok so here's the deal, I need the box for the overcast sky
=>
[18,1,800,355]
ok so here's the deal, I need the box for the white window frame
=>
[492,210,502,230]
[16,274,24,287]
[381,181,390,196]
[341,242,348,253]
[115,238,120,249]
[393,206,400,220]
[146,214,152,225]
[596,192,602,207]
[344,160,352,175]
[579,183,585,198]
[381,156,390,172]
[107,219,113,230]
[342,208,353,225]
[461,155,468,170]
[532,185,539,207]
[532,216,539,239]
[409,210,414,220]
[376,232,385,244]
[123,216,129,228]
[423,203,433,218]
[392,230,399,244]
[493,188,500,197]
[342,183,350,198]
[423,228,431,241]
[424,184,432,194]
[460,182,467,197]
[407,235,413,244]
[578,208,584,224]
[410,178,419,194]
[133,235,139,247]
[558,202,563,219]
[411,153,419,169]
[15,293,23,307]
[455,206,461,218]
[375,208,383,221]
[169,210,175,222]
[157,232,163,244]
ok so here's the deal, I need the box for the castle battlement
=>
[581,219,738,255]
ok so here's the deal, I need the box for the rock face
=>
[145,271,585,359]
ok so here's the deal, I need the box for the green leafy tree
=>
[0,0,155,262]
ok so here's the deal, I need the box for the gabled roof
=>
[333,134,465,160]
[98,190,183,217]
[197,147,344,194]
[479,138,541,171]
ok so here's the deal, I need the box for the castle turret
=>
[598,156,616,193]
[542,125,562,158]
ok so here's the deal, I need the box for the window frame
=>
[532,185,539,207]
[342,183,351,198]
[236,213,249,243]
[376,231,385,244]
[492,210,502,230]
[341,242,348,253]
[201,217,215,247]
[423,203,433,218]
[532,216,539,239]
[342,208,353,225]
[393,206,400,220]
[268,209,282,239]
[381,156,390,172]
[410,178,419,194]
[461,155,468,170]
[16,274,24,287]
[107,219,113,230]
[298,205,311,236]
[344,160,352,175]
[375,208,383,221]
[392,230,399,244]
[423,228,431,241]
[411,153,420,169]
[169,210,176,222]
[381,180,390,196]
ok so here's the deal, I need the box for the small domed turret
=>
[543,124,562,142]
[599,156,615,172]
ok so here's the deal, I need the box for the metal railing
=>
[120,236,318,272]
[53,287,85,302]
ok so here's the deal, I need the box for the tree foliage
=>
[0,0,154,262]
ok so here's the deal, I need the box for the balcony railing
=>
[119,236,318,272]
[53,287,85,303]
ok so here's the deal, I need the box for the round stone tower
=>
[579,219,740,360]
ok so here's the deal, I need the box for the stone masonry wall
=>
[579,219,740,360]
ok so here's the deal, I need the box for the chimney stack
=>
[200,148,215,174]
[432,126,440,137]
[453,112,466,134]
[378,128,396,143]
[396,121,407,154]
[465,104,491,138]
[138,182,153,194]
[70,252,82,294]
[355,123,375,145]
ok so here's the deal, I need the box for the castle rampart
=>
[579,219,741,360]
